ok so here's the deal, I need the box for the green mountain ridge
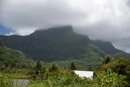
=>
[91,40,123,54]
[0,26,127,62]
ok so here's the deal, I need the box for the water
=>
[12,79,30,87]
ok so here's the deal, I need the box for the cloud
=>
[75,20,130,40]
[0,0,85,29]
[0,0,130,53]
[10,28,36,36]
[113,37,130,53]
[74,21,130,53]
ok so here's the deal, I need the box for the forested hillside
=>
[0,38,30,68]
[0,26,125,62]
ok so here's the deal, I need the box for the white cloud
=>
[0,0,130,53]
[68,0,130,25]
[13,28,36,36]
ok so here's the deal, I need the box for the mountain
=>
[0,38,30,68]
[0,38,4,47]
[0,24,13,35]
[0,26,125,62]
[91,40,123,54]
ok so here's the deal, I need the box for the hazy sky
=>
[0,0,130,53]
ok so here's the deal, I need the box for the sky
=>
[0,24,13,35]
[0,0,130,53]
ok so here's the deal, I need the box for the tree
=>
[35,61,42,70]
[34,61,42,76]
[30,61,46,80]
[70,62,76,70]
[94,69,128,87]
[49,64,58,72]
[102,56,111,64]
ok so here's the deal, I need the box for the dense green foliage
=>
[0,39,32,69]
[100,57,130,85]
[94,70,128,87]
[28,59,129,87]
[0,26,125,62]
[0,47,29,68]
[0,78,12,87]
[0,58,129,87]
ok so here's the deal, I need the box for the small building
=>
[74,70,94,79]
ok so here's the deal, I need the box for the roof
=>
[74,70,94,79]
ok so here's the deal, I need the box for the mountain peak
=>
[31,25,73,36]
[48,25,73,33]
[49,25,73,31]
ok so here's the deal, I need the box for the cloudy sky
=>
[0,0,130,53]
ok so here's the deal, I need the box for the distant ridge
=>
[91,40,123,54]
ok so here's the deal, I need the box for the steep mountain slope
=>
[0,26,124,61]
[0,38,30,68]
[91,40,123,54]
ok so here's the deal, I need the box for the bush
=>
[93,69,128,87]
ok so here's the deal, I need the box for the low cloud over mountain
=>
[0,0,130,53]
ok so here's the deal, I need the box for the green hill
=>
[0,38,30,68]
